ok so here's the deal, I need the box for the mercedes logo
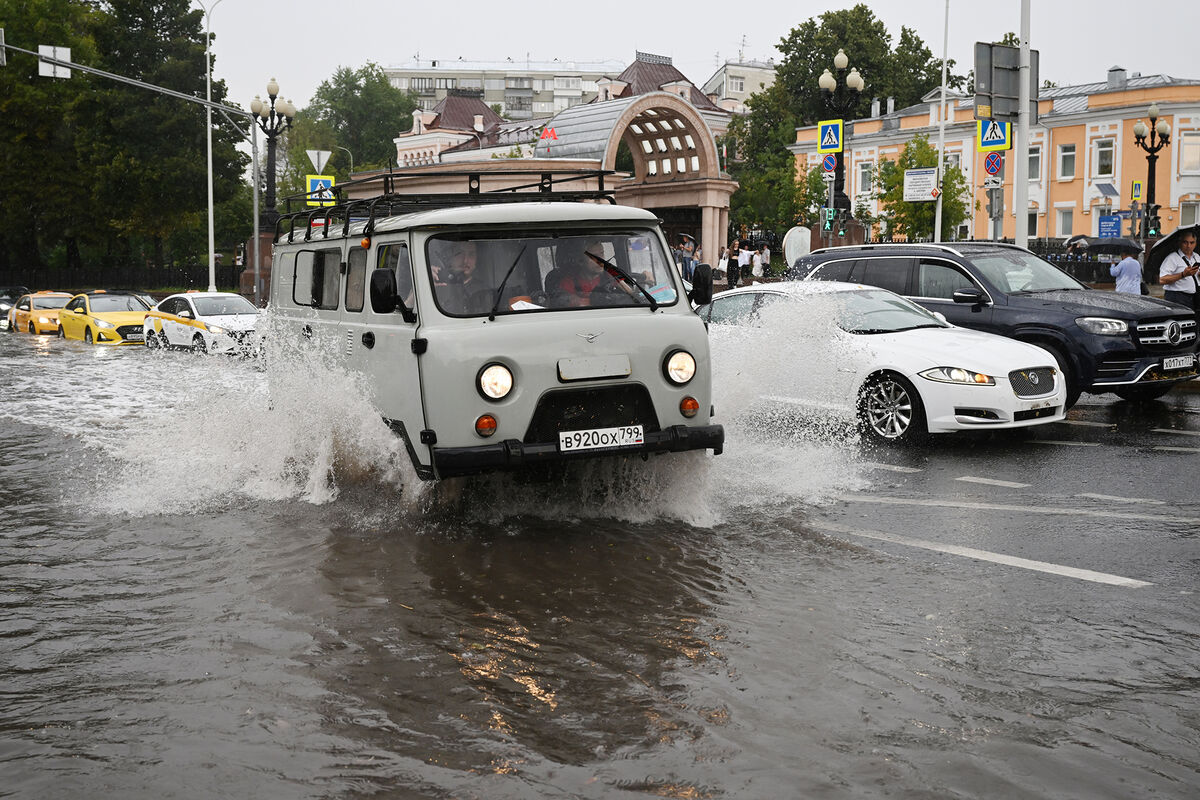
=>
[1167,321,1182,346]
[577,331,604,344]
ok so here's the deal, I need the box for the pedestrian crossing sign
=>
[976,119,1012,152]
[306,174,336,207]
[817,119,843,154]
[1131,180,1143,201]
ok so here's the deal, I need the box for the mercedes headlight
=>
[663,350,696,385]
[478,363,513,400]
[1075,317,1128,336]
[919,367,996,386]
[95,319,115,329]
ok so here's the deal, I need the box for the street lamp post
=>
[818,49,865,220]
[335,145,354,176]
[250,79,295,230]
[1132,103,1171,239]
[199,0,223,292]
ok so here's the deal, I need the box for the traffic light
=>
[1146,204,1161,237]
[822,207,836,232]
[837,210,848,237]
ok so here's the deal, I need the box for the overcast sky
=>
[206,0,1192,115]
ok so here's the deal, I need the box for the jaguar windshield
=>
[426,231,679,317]
[966,250,1085,293]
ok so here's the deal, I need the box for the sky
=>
[204,0,1197,118]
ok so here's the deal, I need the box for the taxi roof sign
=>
[977,119,1012,152]
[817,119,843,154]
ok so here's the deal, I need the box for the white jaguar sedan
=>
[143,291,262,354]
[698,282,1066,443]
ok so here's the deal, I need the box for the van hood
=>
[1009,289,1188,318]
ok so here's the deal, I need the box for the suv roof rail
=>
[810,242,966,257]
[274,167,618,244]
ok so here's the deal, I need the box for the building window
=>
[858,162,873,195]
[1181,133,1200,173]
[391,77,409,90]
[1182,202,1199,227]
[1094,139,1114,177]
[533,101,555,114]
[554,76,581,91]
[435,78,456,90]
[505,95,532,111]
[1028,212,1038,236]
[1057,143,1076,179]
[1028,145,1041,180]
[1057,208,1073,237]
[484,79,505,91]
[411,77,434,92]
[505,77,532,89]
[728,75,745,93]
[459,78,482,90]
[944,152,960,171]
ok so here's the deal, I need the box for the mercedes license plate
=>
[558,425,644,452]
[1163,355,1194,370]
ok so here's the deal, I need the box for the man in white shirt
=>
[737,243,751,286]
[1159,230,1198,310]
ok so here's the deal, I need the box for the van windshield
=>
[426,231,679,317]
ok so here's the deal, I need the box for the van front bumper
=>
[431,423,724,479]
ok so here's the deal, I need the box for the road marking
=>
[1153,446,1200,454]
[1152,428,1200,437]
[1077,492,1165,505]
[1062,420,1115,427]
[864,462,923,473]
[837,495,1200,524]
[1030,440,1100,447]
[956,476,1030,488]
[814,521,1152,588]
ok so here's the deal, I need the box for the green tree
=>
[875,134,970,240]
[306,63,418,168]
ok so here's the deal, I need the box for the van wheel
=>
[1040,344,1080,409]
[84,328,93,344]
[1114,385,1173,402]
[858,372,927,445]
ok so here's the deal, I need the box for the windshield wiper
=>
[487,245,528,321]
[596,256,659,312]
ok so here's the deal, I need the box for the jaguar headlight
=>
[478,363,513,400]
[1075,317,1128,336]
[664,350,696,385]
[95,319,115,329]
[919,367,995,386]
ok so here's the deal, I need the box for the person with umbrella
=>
[1110,243,1144,295]
[1157,229,1199,310]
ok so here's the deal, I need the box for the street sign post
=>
[984,152,1004,175]
[1098,215,1121,238]
[977,121,1013,152]
[817,120,843,154]
[306,174,336,207]
[1131,180,1143,202]
[903,168,939,202]
[974,41,1039,123]
[822,154,837,172]
[983,175,1003,189]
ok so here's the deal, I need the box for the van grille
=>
[1008,367,1057,398]
[523,385,661,443]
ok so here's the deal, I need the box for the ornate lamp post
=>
[817,49,865,215]
[250,79,295,229]
[1132,103,1171,239]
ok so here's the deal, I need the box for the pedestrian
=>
[737,240,752,286]
[679,236,696,282]
[750,245,763,279]
[1109,246,1143,295]
[716,246,728,282]
[726,240,741,290]
[1158,230,1199,310]
[762,243,771,276]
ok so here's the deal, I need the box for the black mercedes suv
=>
[789,242,1197,406]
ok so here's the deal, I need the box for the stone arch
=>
[599,92,723,184]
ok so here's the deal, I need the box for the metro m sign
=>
[540,127,558,140]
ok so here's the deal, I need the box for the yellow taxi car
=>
[58,290,152,345]
[7,291,72,335]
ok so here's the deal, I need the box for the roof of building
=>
[607,55,723,111]
[427,93,505,134]
[385,57,625,74]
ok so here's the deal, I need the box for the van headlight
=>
[478,363,513,400]
[919,367,995,385]
[1075,317,1128,335]
[663,350,696,385]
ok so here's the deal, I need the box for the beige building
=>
[700,59,777,114]
[789,68,1200,241]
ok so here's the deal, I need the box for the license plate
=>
[1163,355,1194,370]
[126,333,144,341]
[558,425,644,452]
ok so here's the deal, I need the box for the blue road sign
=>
[822,154,837,172]
[817,119,843,154]
[984,152,1003,175]
[1098,215,1121,238]
[976,119,1012,151]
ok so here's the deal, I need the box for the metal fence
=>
[0,264,243,292]
[853,236,1118,285]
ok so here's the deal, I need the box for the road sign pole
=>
[1013,0,1031,248]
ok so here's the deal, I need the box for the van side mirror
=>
[952,287,986,305]
[689,262,714,306]
[370,268,416,322]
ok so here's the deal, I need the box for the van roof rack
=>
[274,167,617,244]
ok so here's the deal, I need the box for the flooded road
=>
[2,329,1197,799]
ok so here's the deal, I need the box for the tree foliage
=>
[875,134,971,240]
[306,63,418,169]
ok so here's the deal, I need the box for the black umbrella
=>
[1074,236,1143,256]
[1146,224,1200,274]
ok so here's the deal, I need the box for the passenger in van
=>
[434,240,494,314]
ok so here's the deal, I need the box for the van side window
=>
[293,249,342,309]
[854,258,911,295]
[917,259,975,300]
[345,248,367,312]
[378,243,414,308]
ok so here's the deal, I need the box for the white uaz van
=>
[268,186,723,480]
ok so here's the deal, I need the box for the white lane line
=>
[1030,440,1100,447]
[864,463,923,473]
[956,476,1031,488]
[1152,428,1200,437]
[1062,420,1116,427]
[1077,492,1165,505]
[837,495,1200,525]
[1153,446,1200,454]
[814,521,1152,588]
